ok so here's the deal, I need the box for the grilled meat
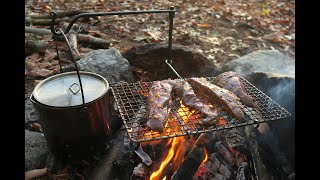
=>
[172,80,219,126]
[187,77,245,119]
[146,81,173,132]
[215,71,258,108]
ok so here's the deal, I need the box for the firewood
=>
[25,27,110,49]
[244,126,272,180]
[68,30,81,60]
[25,38,47,55]
[25,17,70,26]
[27,10,88,19]
[171,133,212,180]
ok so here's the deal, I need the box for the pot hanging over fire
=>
[30,71,112,161]
[30,28,112,161]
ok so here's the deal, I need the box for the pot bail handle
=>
[54,28,86,106]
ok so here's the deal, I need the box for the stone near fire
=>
[123,43,218,81]
[25,130,49,171]
[220,50,295,78]
[220,50,295,172]
[63,48,135,83]
[25,99,38,123]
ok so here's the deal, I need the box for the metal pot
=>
[30,71,111,161]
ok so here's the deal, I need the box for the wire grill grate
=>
[110,77,291,142]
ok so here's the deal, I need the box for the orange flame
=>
[202,147,208,164]
[150,138,176,180]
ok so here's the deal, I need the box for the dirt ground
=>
[25,0,295,81]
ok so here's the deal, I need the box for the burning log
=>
[214,141,236,167]
[211,174,228,180]
[210,153,221,174]
[171,133,217,180]
[193,160,213,179]
[218,163,232,179]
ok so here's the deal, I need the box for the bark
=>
[27,10,88,19]
[25,17,70,25]
[25,39,47,55]
[171,133,215,180]
[25,27,110,49]
[68,30,81,60]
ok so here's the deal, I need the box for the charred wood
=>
[171,134,208,180]
[210,153,221,174]
[236,162,248,180]
[245,126,271,180]
[87,129,126,180]
[256,123,294,177]
[214,141,236,167]
[218,164,232,179]
[211,174,228,180]
[131,163,148,180]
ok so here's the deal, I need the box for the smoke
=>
[268,76,295,113]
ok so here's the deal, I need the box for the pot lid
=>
[33,71,109,107]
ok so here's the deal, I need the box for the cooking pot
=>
[30,71,112,161]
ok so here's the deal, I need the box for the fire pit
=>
[44,7,294,180]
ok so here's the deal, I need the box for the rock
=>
[220,50,294,78]
[123,43,218,81]
[25,130,49,171]
[220,50,295,171]
[63,48,135,83]
[248,72,295,170]
[25,99,38,124]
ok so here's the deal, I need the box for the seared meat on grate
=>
[187,77,245,120]
[215,71,258,108]
[172,80,219,126]
[146,80,173,132]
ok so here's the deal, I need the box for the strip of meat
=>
[215,71,258,108]
[187,78,245,120]
[146,81,173,132]
[172,80,219,126]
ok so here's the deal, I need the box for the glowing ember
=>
[162,176,166,180]
[217,117,227,127]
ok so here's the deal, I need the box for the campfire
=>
[107,74,292,180]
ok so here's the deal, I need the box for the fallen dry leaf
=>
[44,52,56,61]
[197,23,211,28]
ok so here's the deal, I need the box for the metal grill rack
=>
[110,77,291,143]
